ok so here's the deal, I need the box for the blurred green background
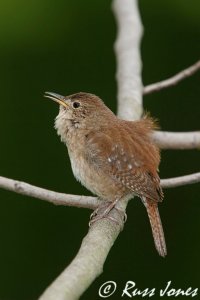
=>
[0,0,200,299]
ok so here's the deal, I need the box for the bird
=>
[44,91,167,257]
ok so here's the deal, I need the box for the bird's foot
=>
[89,200,127,227]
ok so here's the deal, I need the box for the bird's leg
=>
[89,198,127,226]
[90,200,116,219]
[89,201,103,219]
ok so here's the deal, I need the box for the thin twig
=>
[0,176,99,210]
[152,131,200,149]
[143,60,200,95]
[0,172,200,211]
[161,172,200,189]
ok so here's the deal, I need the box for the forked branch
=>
[39,1,144,299]
[1,0,199,299]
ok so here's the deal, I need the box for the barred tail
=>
[145,199,167,257]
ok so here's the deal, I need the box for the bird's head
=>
[44,91,115,140]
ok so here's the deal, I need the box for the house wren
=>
[45,91,167,257]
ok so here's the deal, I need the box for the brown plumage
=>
[45,91,167,257]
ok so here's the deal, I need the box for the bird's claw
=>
[89,201,127,227]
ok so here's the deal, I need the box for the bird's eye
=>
[73,102,80,109]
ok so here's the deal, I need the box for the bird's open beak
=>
[44,92,69,108]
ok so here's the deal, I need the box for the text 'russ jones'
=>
[98,280,198,298]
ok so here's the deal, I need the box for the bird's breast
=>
[65,129,131,201]
[68,147,128,201]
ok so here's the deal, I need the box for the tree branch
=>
[2,1,198,300]
[38,208,126,300]
[161,172,200,189]
[1,173,199,213]
[39,1,144,299]
[113,0,143,120]
[0,176,99,209]
[152,130,200,149]
[143,60,200,95]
